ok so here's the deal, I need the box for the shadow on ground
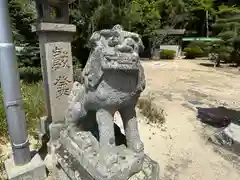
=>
[196,106,240,127]
[199,62,215,67]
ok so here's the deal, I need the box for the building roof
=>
[182,37,222,41]
[156,29,185,35]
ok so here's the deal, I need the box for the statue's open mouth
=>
[105,54,137,64]
[102,54,139,71]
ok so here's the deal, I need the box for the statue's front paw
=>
[131,140,144,153]
[105,153,118,167]
[69,102,82,121]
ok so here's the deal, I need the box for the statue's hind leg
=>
[96,108,115,148]
[119,106,144,153]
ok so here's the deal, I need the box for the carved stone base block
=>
[54,130,160,180]
[4,153,47,180]
[59,130,143,179]
[56,145,160,180]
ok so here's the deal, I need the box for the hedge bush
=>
[187,41,210,57]
[19,67,42,83]
[160,49,176,59]
[184,46,204,59]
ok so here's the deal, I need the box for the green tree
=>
[70,0,128,65]
[123,0,161,38]
[156,0,215,43]
[9,0,41,82]
[122,0,161,57]
[186,0,215,36]
[9,0,36,45]
[211,5,240,66]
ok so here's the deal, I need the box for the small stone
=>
[109,138,115,145]
[89,158,98,167]
[119,155,126,160]
[64,162,69,167]
[82,138,93,149]
[135,171,146,179]
[143,164,152,177]
[106,154,118,166]
[74,171,81,179]
[97,166,108,178]
[85,138,92,144]
[92,151,97,156]
[76,132,81,136]
[64,155,68,159]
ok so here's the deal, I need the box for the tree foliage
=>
[70,0,129,65]
[9,0,36,45]
[69,0,215,63]
[9,0,240,67]
[8,0,41,82]
[210,5,240,66]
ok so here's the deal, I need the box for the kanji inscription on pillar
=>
[53,75,72,99]
[45,41,74,123]
[52,45,70,71]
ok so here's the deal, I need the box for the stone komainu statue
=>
[66,24,146,153]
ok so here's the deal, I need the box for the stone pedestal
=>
[56,146,159,180]
[5,153,46,180]
[32,22,76,142]
[54,124,160,180]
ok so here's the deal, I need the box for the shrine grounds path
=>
[138,59,240,180]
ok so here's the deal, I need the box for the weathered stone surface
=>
[56,145,95,180]
[56,142,159,180]
[129,156,160,180]
[32,23,76,33]
[5,153,47,180]
[58,130,144,180]
[49,122,66,144]
[224,122,240,144]
[45,41,74,123]
[55,24,160,180]
[33,22,76,126]
[210,122,240,154]
[65,24,146,154]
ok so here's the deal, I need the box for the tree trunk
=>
[215,59,221,67]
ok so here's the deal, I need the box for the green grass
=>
[0,81,45,178]
[0,81,45,140]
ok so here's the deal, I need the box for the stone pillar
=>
[32,22,76,144]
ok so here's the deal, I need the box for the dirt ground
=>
[138,59,240,180]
